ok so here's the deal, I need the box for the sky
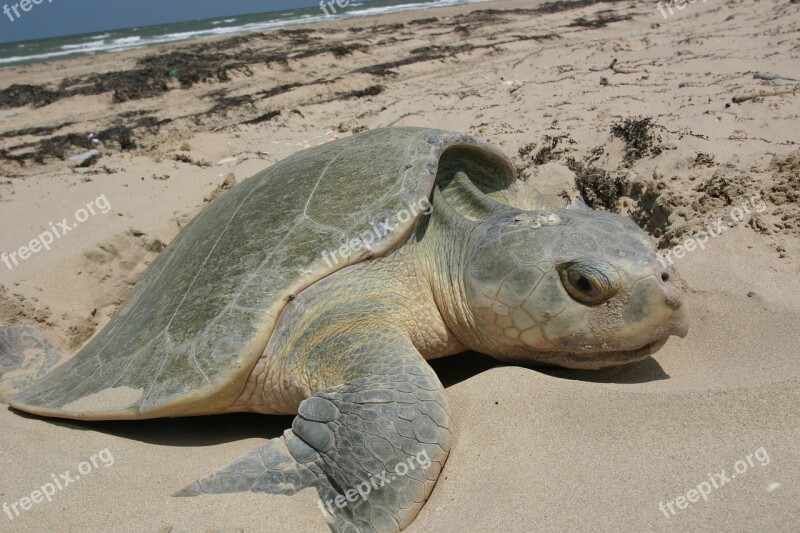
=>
[0,0,336,44]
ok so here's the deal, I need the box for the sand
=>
[0,0,798,531]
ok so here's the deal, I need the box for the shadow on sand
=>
[8,351,668,447]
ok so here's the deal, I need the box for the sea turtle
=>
[1,127,689,532]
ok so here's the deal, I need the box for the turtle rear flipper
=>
[0,326,64,403]
[173,430,323,497]
[177,338,451,533]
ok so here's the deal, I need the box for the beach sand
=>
[0,0,798,531]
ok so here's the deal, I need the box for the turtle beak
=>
[670,305,690,338]
[658,266,689,338]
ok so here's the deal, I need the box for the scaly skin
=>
[228,237,462,415]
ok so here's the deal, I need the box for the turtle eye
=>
[558,260,620,305]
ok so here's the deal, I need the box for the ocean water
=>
[0,0,490,67]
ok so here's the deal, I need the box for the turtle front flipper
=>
[177,339,452,533]
[0,326,65,403]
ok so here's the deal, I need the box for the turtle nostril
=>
[661,272,670,283]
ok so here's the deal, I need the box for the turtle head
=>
[457,200,689,369]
